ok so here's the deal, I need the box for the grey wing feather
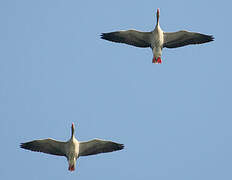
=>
[163,30,214,48]
[79,139,124,156]
[20,138,66,156]
[101,30,152,48]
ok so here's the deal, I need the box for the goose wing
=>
[79,139,124,156]
[20,138,66,156]
[101,30,152,48]
[163,30,214,48]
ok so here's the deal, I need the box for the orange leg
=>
[152,58,156,63]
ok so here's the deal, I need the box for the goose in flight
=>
[101,8,214,64]
[20,123,124,171]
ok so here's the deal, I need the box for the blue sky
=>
[1,0,231,179]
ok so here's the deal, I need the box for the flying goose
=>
[20,123,124,171]
[101,8,214,64]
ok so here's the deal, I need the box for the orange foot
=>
[157,57,162,64]
[152,57,162,64]
[152,58,157,64]
[68,165,75,171]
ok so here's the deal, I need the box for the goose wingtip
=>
[20,142,26,149]
[118,143,124,150]
[211,35,215,41]
[100,33,107,39]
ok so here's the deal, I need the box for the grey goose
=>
[20,123,124,171]
[101,8,214,64]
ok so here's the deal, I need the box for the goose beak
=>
[156,8,160,23]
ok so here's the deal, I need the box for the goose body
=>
[101,9,214,64]
[20,123,124,171]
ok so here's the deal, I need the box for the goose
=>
[101,8,214,64]
[20,123,124,171]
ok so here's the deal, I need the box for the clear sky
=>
[1,0,231,179]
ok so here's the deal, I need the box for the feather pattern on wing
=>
[101,30,152,48]
[163,30,214,48]
[79,139,124,156]
[20,138,66,156]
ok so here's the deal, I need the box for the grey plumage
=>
[101,30,152,48]
[20,123,124,171]
[20,138,66,156]
[163,31,214,48]
[101,9,214,63]
[79,139,124,156]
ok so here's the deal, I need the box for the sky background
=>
[1,0,231,179]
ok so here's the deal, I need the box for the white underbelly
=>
[152,32,164,58]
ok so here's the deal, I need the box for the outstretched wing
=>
[101,30,152,48]
[20,138,66,156]
[163,30,214,48]
[79,139,124,156]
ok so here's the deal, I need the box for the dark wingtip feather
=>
[20,142,31,150]
[116,143,124,151]
[207,35,214,42]
[100,33,105,38]
[119,144,125,150]
[120,143,124,150]
[100,32,113,41]
[20,143,26,149]
[198,33,214,44]
[210,35,215,41]
[20,141,39,152]
[100,32,126,44]
[100,33,106,39]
